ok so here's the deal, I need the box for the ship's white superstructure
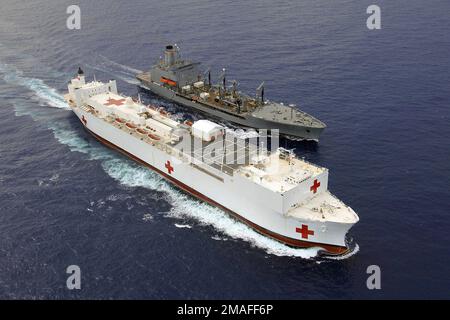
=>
[65,69,359,255]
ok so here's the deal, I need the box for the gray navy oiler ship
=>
[136,45,326,140]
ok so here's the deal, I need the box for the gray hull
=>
[139,81,324,141]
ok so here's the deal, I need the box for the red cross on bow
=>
[104,98,126,106]
[296,224,314,239]
[81,115,87,125]
[310,179,320,194]
[165,160,174,174]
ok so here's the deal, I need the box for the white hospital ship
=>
[65,68,359,255]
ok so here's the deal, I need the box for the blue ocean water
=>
[0,0,449,299]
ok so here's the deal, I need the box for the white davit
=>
[64,68,359,256]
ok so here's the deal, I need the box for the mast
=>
[222,68,226,92]
[256,81,265,105]
[204,68,211,87]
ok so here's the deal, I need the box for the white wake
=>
[97,54,143,74]
[85,54,143,85]
[324,243,360,261]
[101,158,321,258]
[0,63,70,110]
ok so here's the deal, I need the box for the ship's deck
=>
[252,102,325,127]
[136,72,325,128]
[288,191,359,224]
[136,72,151,83]
[237,154,324,193]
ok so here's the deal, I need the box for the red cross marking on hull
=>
[81,115,87,125]
[165,160,174,174]
[310,179,321,193]
[104,98,126,106]
[296,224,314,239]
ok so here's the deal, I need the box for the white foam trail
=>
[0,64,70,110]
[142,213,153,222]
[212,235,228,241]
[167,198,321,258]
[324,243,360,260]
[87,54,142,85]
[101,158,320,259]
[174,224,192,229]
[51,124,114,162]
[86,63,140,85]
[226,128,261,140]
[98,54,143,74]
[85,63,140,85]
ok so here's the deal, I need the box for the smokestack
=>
[164,45,176,66]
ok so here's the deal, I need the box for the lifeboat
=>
[148,133,160,141]
[126,122,137,129]
[115,118,126,124]
[136,128,148,135]
[147,104,157,110]
[159,109,168,116]
[184,120,193,127]
[160,77,177,87]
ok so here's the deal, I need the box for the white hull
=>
[73,107,356,255]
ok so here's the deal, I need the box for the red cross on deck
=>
[310,179,320,194]
[104,98,126,106]
[296,224,314,239]
[165,160,174,174]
